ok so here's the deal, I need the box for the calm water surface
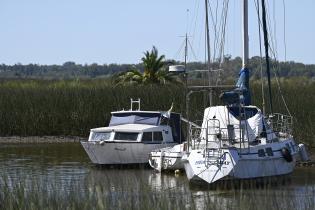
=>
[0,143,314,209]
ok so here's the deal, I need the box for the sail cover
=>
[200,106,264,142]
[220,67,251,106]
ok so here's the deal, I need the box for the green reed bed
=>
[0,172,193,210]
[1,172,315,210]
[0,78,314,146]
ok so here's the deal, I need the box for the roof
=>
[111,110,162,115]
[111,110,181,115]
[91,123,165,133]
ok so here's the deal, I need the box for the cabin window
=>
[142,132,152,142]
[91,132,111,141]
[266,147,274,156]
[109,113,160,126]
[153,132,163,141]
[258,149,266,157]
[114,132,139,141]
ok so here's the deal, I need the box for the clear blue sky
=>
[0,0,314,65]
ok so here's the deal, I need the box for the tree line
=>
[0,56,314,80]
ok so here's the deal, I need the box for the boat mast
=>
[205,0,213,106]
[184,33,188,71]
[261,0,273,114]
[242,0,249,68]
[240,0,249,149]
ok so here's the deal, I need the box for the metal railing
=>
[189,123,205,150]
[268,113,293,137]
[188,118,247,149]
[206,119,245,146]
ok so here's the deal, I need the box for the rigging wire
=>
[264,0,277,61]
[217,0,229,85]
[173,39,186,61]
[205,0,229,86]
[273,67,292,116]
[273,0,278,58]
[208,0,216,62]
[261,0,273,114]
[254,0,266,115]
[282,0,287,61]
[187,39,198,60]
[189,0,202,59]
[218,1,229,66]
[207,0,229,65]
[259,0,291,116]
[208,0,218,63]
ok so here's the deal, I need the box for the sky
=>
[0,0,314,65]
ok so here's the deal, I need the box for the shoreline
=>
[0,136,314,165]
[0,136,86,144]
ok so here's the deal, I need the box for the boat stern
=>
[184,148,239,184]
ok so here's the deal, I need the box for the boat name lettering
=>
[195,160,205,165]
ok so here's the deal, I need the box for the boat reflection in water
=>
[0,142,314,209]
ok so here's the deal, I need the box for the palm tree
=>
[114,68,144,86]
[113,46,180,85]
[142,46,166,84]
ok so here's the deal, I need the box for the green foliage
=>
[0,79,185,137]
[0,57,314,80]
[113,69,144,86]
[113,46,179,85]
[0,78,314,146]
[142,46,166,83]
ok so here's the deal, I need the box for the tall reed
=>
[0,172,314,210]
[0,78,313,146]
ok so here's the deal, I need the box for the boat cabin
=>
[88,111,183,144]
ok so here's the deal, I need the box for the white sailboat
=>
[182,0,306,184]
[149,0,234,172]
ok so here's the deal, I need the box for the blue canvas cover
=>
[220,67,251,106]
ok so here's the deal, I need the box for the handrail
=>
[268,113,293,137]
[181,117,201,129]
[188,112,293,152]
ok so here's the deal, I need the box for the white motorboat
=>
[149,143,186,172]
[81,99,183,165]
[148,119,201,172]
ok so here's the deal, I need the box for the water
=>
[0,143,315,209]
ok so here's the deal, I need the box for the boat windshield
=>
[109,112,160,126]
[114,132,139,141]
[91,132,111,141]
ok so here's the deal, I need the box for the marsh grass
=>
[1,172,315,210]
[0,78,314,146]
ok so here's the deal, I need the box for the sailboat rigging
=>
[150,0,309,183]
[181,0,307,184]
[261,0,273,114]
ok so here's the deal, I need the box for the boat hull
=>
[81,141,177,165]
[149,151,184,172]
[183,139,298,184]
